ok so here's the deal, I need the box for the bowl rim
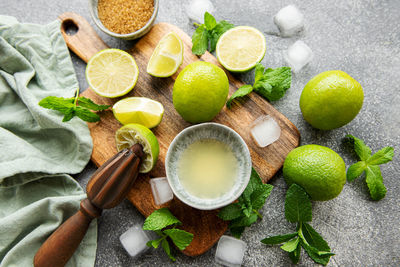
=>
[165,122,252,210]
[88,0,159,39]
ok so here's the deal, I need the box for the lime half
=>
[86,49,139,98]
[115,124,159,173]
[216,26,266,72]
[113,97,164,128]
[147,32,183,77]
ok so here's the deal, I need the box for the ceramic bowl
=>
[165,123,252,210]
[88,0,159,40]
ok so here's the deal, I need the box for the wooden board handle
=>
[34,199,101,267]
[58,12,108,63]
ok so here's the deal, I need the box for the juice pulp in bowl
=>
[166,123,252,210]
[178,139,238,199]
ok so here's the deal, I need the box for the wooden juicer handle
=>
[34,144,144,267]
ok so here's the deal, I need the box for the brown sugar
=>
[98,0,154,34]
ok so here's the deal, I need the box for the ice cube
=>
[215,235,247,267]
[250,115,281,148]
[120,225,151,259]
[186,0,215,24]
[273,5,304,37]
[150,177,174,206]
[284,40,313,72]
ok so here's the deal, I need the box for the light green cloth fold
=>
[0,16,97,267]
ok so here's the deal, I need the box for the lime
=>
[173,61,229,123]
[112,97,164,128]
[300,70,363,130]
[283,145,346,201]
[216,26,266,72]
[115,124,159,173]
[147,32,183,77]
[86,49,139,98]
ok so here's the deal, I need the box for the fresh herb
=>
[191,12,234,56]
[261,184,334,266]
[218,168,273,238]
[345,135,394,200]
[39,89,109,122]
[143,208,194,261]
[226,63,292,108]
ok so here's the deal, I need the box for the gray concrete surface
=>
[2,0,399,266]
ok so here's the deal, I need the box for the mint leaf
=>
[161,238,175,261]
[280,237,299,252]
[261,232,298,245]
[39,91,107,123]
[191,25,208,55]
[143,208,181,231]
[77,97,110,111]
[346,134,371,161]
[285,184,312,223]
[147,238,163,249]
[208,20,234,52]
[365,165,387,200]
[346,135,393,200]
[254,63,265,83]
[366,146,394,165]
[218,203,243,220]
[74,106,100,122]
[204,12,216,30]
[301,241,332,266]
[62,109,75,122]
[347,161,367,182]
[164,229,194,251]
[230,213,258,228]
[242,168,263,201]
[289,242,301,264]
[191,13,234,55]
[301,222,330,252]
[226,85,253,108]
[230,227,245,239]
[250,183,274,210]
[253,67,292,101]
[39,96,74,115]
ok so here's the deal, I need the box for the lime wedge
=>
[216,26,266,72]
[112,97,164,128]
[147,32,183,77]
[115,124,159,173]
[86,49,139,98]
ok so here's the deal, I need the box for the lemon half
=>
[216,26,266,72]
[115,124,159,173]
[86,49,139,98]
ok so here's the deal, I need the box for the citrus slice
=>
[115,124,159,173]
[86,49,139,98]
[112,97,164,128]
[147,32,183,77]
[216,26,266,72]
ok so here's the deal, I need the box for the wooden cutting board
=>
[58,12,300,256]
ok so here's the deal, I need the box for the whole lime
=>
[283,144,346,201]
[300,70,363,130]
[173,61,229,123]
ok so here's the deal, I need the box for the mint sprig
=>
[143,208,194,261]
[261,184,334,266]
[346,135,394,200]
[39,89,109,122]
[226,63,292,108]
[191,12,234,56]
[218,168,273,238]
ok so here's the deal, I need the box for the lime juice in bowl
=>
[165,123,252,210]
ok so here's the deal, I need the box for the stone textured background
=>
[2,0,399,266]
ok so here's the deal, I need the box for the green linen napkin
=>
[0,16,97,266]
